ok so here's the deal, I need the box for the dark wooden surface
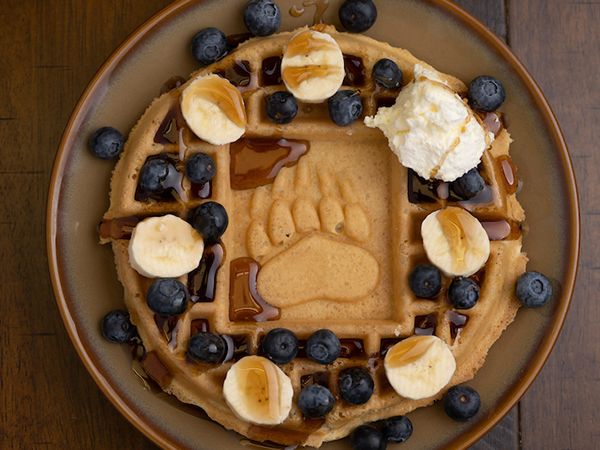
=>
[0,0,594,448]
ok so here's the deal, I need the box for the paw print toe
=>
[344,204,370,241]
[268,199,295,245]
[292,197,320,233]
[319,196,345,234]
[250,189,270,220]
[247,221,271,259]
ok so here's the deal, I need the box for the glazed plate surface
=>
[47,0,579,448]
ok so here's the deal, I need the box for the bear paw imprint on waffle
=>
[246,159,379,308]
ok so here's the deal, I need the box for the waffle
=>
[101,25,527,448]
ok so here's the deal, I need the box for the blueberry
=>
[147,278,188,316]
[190,201,229,244]
[187,332,226,363]
[409,264,442,299]
[306,329,341,365]
[339,367,374,405]
[444,385,481,421]
[101,310,136,343]
[298,384,335,419]
[382,416,413,443]
[451,168,485,200]
[328,90,363,126]
[372,59,403,89]
[351,425,385,450]
[186,153,216,185]
[339,0,378,33]
[266,91,298,124]
[516,271,553,307]
[448,277,480,310]
[191,28,228,66]
[138,158,172,195]
[261,328,298,364]
[468,76,505,112]
[89,127,124,159]
[244,0,281,37]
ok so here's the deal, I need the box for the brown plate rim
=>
[46,1,580,449]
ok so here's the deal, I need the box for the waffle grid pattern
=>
[104,26,527,447]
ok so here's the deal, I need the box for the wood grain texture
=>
[0,1,169,448]
[0,0,587,449]
[451,2,519,449]
[509,1,598,449]
[453,0,507,42]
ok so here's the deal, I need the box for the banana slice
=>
[281,30,345,103]
[223,356,293,425]
[384,335,456,400]
[421,206,490,277]
[129,215,204,278]
[180,74,247,145]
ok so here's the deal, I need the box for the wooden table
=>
[0,0,593,448]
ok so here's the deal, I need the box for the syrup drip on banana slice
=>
[223,356,293,425]
[422,206,491,277]
[281,30,345,103]
[384,335,456,400]
[180,74,247,145]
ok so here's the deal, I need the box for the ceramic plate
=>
[47,0,579,448]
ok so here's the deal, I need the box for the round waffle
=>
[101,25,527,447]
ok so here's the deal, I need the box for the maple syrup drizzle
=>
[261,56,283,85]
[190,76,247,128]
[188,243,225,303]
[141,351,173,389]
[343,54,366,86]
[285,29,337,58]
[178,128,187,161]
[282,65,339,89]
[414,314,437,336]
[247,423,323,447]
[130,336,146,361]
[375,96,396,109]
[229,258,280,322]
[281,30,339,89]
[436,182,450,200]
[98,216,141,240]
[230,138,309,190]
[407,169,439,203]
[134,155,187,203]
[154,104,186,145]
[447,310,469,340]
[437,208,468,272]
[386,337,434,368]
[481,111,504,137]
[303,0,330,24]
[470,268,486,287]
[154,315,180,349]
[239,439,290,449]
[226,32,253,50]
[222,335,251,363]
[289,0,330,24]
[190,319,209,335]
[497,155,518,194]
[379,338,403,357]
[300,372,330,388]
[339,339,365,358]
[191,180,212,199]
[481,220,513,240]
[215,60,258,93]
[289,5,305,17]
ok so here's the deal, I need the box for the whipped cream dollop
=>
[365,65,492,181]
